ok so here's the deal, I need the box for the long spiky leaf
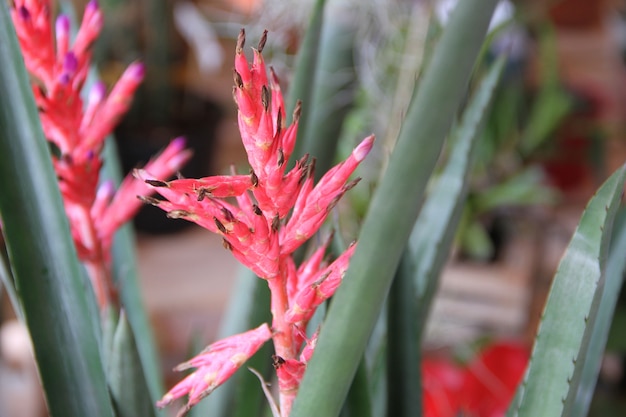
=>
[506,165,626,417]
[290,2,498,416]
[0,4,115,417]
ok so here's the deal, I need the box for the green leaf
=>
[340,358,373,417]
[387,265,421,417]
[571,207,626,417]
[290,2,498,416]
[102,137,166,412]
[506,165,626,417]
[459,218,494,261]
[107,311,157,417]
[0,5,115,417]
[0,242,22,319]
[387,56,505,417]
[366,308,389,417]
[286,0,326,150]
[474,167,557,213]
[520,25,573,155]
[413,56,505,332]
[298,2,358,181]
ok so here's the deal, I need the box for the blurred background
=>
[2,0,626,415]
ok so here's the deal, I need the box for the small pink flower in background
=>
[146,29,373,417]
[10,0,191,309]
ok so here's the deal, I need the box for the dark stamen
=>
[272,355,285,369]
[233,70,244,89]
[258,30,268,52]
[167,210,190,219]
[293,100,302,123]
[214,217,228,234]
[261,85,270,111]
[221,207,235,222]
[145,179,169,187]
[271,215,280,232]
[277,148,285,167]
[250,170,259,187]
[236,29,245,54]
[137,195,160,206]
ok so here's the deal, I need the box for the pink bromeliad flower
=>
[143,29,374,417]
[10,0,191,310]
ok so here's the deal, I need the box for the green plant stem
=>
[286,0,326,133]
[102,137,166,412]
[412,57,506,336]
[0,244,22,319]
[340,358,373,417]
[299,2,358,181]
[387,262,420,417]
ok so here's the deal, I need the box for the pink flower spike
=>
[272,356,306,415]
[273,356,305,392]
[85,0,100,15]
[281,136,374,254]
[234,29,251,86]
[166,175,253,200]
[81,81,107,132]
[91,180,114,220]
[288,233,333,301]
[73,0,103,55]
[285,243,357,324]
[17,6,30,22]
[97,139,191,247]
[55,15,70,59]
[300,329,319,364]
[146,136,190,173]
[80,62,144,152]
[268,67,286,133]
[88,81,107,105]
[353,134,375,162]
[157,324,272,415]
[59,52,78,85]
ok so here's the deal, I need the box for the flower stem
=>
[76,204,116,310]
[268,274,295,359]
[267,266,297,416]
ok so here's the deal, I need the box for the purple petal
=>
[89,81,107,104]
[17,6,30,21]
[55,15,70,38]
[63,52,78,73]
[85,0,100,15]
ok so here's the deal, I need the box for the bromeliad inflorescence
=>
[142,29,374,417]
[10,0,191,310]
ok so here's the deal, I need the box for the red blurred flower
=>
[461,341,529,417]
[423,341,529,417]
[423,358,465,417]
